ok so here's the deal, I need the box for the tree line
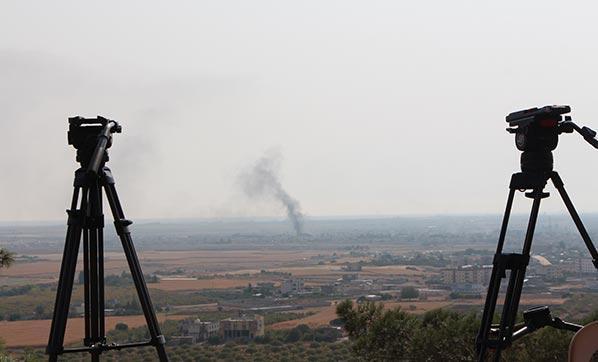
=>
[336,299,598,361]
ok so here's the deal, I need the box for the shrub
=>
[400,286,419,299]
[207,335,221,345]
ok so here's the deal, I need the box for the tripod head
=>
[68,116,122,174]
[506,105,598,173]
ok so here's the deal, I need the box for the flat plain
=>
[1,216,594,350]
[0,314,188,347]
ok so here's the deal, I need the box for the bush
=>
[337,299,598,361]
[314,327,342,342]
[254,335,271,344]
[207,335,221,345]
[285,328,302,343]
[337,300,418,360]
[400,286,419,299]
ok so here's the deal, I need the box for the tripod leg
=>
[477,188,515,361]
[47,186,85,361]
[83,220,91,346]
[86,180,105,362]
[98,187,106,340]
[102,169,169,362]
[551,172,598,269]
[494,192,542,362]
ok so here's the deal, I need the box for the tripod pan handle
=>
[87,121,116,175]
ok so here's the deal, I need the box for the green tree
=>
[207,335,221,345]
[285,327,302,343]
[410,309,479,361]
[22,348,41,362]
[34,304,45,317]
[504,328,571,362]
[0,338,11,362]
[337,300,598,361]
[400,286,419,299]
[336,300,418,361]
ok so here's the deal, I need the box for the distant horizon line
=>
[1,211,597,226]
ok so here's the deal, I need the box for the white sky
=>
[2,1,598,221]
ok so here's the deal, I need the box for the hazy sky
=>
[2,1,598,222]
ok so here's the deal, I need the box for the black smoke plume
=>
[240,151,304,235]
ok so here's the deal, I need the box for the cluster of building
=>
[172,315,265,344]
[440,257,596,295]
[528,257,596,279]
[442,265,492,285]
[441,265,492,295]
[281,278,305,295]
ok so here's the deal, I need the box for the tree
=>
[336,300,418,361]
[338,301,480,360]
[410,309,478,361]
[285,328,302,343]
[400,286,419,299]
[337,300,597,361]
[285,324,312,343]
[0,338,12,362]
[22,347,41,362]
[207,335,221,345]
[0,249,14,269]
[34,304,45,317]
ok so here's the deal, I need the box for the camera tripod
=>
[476,106,598,361]
[46,117,168,362]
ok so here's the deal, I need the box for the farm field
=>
[0,314,188,348]
[149,278,258,291]
[2,250,325,281]
[227,265,434,278]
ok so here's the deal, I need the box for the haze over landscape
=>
[2,1,598,222]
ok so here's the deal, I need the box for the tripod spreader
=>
[495,306,582,343]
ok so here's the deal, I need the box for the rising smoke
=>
[239,150,304,236]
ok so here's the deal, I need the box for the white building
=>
[179,319,219,343]
[220,315,265,341]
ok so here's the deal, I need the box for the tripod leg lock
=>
[493,253,530,274]
[153,335,166,346]
[66,210,84,226]
[114,219,133,236]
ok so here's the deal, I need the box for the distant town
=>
[0,215,597,357]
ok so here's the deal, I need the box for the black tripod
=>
[46,117,168,361]
[476,105,598,361]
